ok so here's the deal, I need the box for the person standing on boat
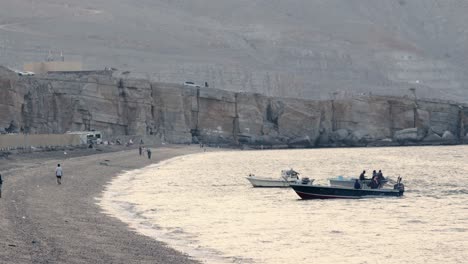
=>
[372,170,377,179]
[359,170,367,181]
[354,179,361,189]
[377,170,384,180]
[377,170,385,188]
[369,177,379,189]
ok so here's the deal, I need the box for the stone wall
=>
[0,134,81,150]
[0,67,466,148]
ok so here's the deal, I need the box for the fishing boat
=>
[290,177,404,199]
[246,169,313,188]
[329,176,388,189]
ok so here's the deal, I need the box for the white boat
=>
[246,169,313,188]
[329,176,388,189]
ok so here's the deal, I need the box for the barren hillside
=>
[1,0,467,101]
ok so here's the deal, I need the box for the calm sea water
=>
[100,146,468,264]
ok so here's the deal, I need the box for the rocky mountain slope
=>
[1,1,467,101]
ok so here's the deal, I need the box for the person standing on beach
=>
[0,174,3,198]
[147,148,152,159]
[55,164,63,185]
[139,145,143,156]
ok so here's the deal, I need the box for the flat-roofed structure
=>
[24,61,83,74]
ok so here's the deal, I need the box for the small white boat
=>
[329,176,388,189]
[246,169,313,188]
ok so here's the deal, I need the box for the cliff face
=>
[1,67,467,147]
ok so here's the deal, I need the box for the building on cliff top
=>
[24,61,83,74]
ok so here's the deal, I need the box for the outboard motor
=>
[301,177,311,185]
[393,183,405,191]
[393,176,405,192]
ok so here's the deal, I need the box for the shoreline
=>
[0,145,202,264]
[99,152,237,264]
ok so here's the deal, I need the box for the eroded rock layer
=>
[1,67,466,147]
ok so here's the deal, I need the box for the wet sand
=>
[0,145,202,264]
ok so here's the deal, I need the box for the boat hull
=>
[290,184,403,199]
[246,177,313,188]
[246,176,291,187]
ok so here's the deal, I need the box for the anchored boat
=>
[290,177,405,199]
[246,169,313,188]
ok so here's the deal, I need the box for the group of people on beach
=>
[138,145,152,159]
[57,143,152,187]
[0,162,69,196]
[0,140,155,199]
[0,163,64,198]
[354,169,386,189]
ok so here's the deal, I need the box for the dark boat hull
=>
[290,184,404,199]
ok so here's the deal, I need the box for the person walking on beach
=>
[55,164,63,185]
[147,148,152,159]
[0,174,3,198]
[139,145,143,156]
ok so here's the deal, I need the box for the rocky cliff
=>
[1,67,466,147]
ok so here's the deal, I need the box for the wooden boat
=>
[290,177,405,199]
[246,169,313,188]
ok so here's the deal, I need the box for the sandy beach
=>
[0,145,201,264]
